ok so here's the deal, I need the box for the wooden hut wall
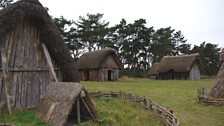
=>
[0,19,62,109]
[101,68,119,81]
[189,62,200,80]
[88,70,100,81]
[174,72,189,80]
[101,55,120,69]
[79,69,100,81]
[101,55,120,81]
[159,70,174,80]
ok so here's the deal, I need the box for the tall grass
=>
[0,109,50,126]
[85,97,162,126]
[82,78,224,126]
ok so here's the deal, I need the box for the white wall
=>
[189,63,201,80]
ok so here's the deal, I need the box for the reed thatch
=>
[76,48,123,70]
[38,82,98,126]
[157,53,201,73]
[208,49,224,98]
[148,63,160,75]
[0,0,79,82]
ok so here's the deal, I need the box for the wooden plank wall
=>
[0,19,62,109]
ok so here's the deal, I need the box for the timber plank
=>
[1,48,12,114]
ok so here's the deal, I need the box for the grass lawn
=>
[0,109,50,126]
[1,78,224,126]
[84,97,162,126]
[81,78,224,126]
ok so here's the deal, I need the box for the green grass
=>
[81,78,224,126]
[0,109,50,126]
[1,78,224,126]
[85,97,162,126]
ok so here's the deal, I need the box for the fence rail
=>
[197,87,224,105]
[89,91,179,126]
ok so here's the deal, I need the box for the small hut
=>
[156,53,201,80]
[76,49,123,81]
[38,82,97,126]
[148,63,160,79]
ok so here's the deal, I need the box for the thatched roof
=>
[0,0,79,82]
[148,63,160,75]
[38,82,98,126]
[157,53,200,73]
[76,48,123,70]
[208,49,224,98]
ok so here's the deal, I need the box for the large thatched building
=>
[76,49,123,81]
[0,0,79,109]
[0,0,98,124]
[148,53,201,80]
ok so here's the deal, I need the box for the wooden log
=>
[45,102,56,121]
[1,48,12,114]
[42,44,58,82]
[77,97,81,125]
[80,96,94,119]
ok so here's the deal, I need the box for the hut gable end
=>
[152,53,201,80]
[0,0,80,109]
[76,49,123,81]
[76,49,122,70]
[102,55,120,69]
[157,53,200,73]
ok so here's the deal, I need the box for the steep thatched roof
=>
[157,53,200,73]
[208,49,224,98]
[0,0,79,82]
[76,48,123,70]
[148,63,160,75]
[38,82,98,126]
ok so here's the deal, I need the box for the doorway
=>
[84,70,89,81]
[108,70,112,81]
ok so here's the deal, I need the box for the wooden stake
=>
[77,97,81,125]
[45,102,56,121]
[1,48,12,114]
[42,44,58,82]
[80,97,94,119]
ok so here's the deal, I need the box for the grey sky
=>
[39,0,224,48]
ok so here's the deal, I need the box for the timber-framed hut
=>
[148,53,202,80]
[0,0,98,125]
[76,49,123,81]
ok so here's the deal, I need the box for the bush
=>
[120,69,147,78]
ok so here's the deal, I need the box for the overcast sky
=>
[39,0,224,48]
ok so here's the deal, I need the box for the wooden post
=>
[80,97,94,119]
[77,97,81,126]
[0,48,12,114]
[42,44,58,82]
[45,102,56,122]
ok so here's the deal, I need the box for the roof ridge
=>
[164,53,199,58]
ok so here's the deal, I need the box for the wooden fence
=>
[0,123,15,126]
[89,91,179,126]
[197,87,224,105]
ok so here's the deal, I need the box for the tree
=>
[0,0,13,9]
[151,27,175,62]
[108,18,154,70]
[190,42,221,75]
[53,16,84,58]
[75,13,109,51]
[172,30,190,55]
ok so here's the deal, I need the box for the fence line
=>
[89,91,179,126]
[197,87,224,105]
